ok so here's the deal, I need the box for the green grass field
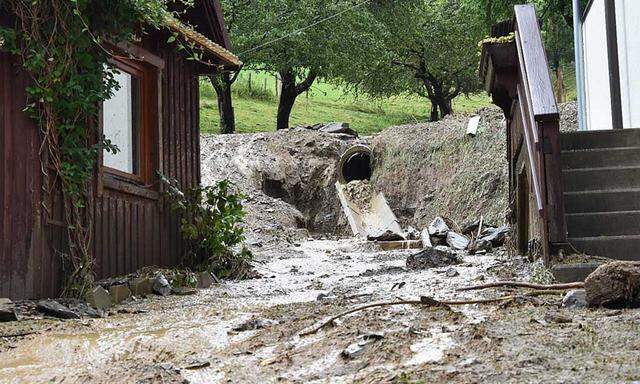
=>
[200,71,491,136]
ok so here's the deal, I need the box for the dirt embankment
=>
[201,104,578,240]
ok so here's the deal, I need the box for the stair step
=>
[561,147,640,169]
[566,211,640,237]
[568,235,640,261]
[561,129,640,151]
[564,189,640,213]
[562,166,640,192]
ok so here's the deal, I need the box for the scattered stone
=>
[183,358,211,370]
[468,238,492,255]
[406,246,461,270]
[70,302,102,319]
[420,229,433,248]
[233,318,279,332]
[96,276,129,290]
[152,274,172,296]
[446,232,470,250]
[117,308,148,314]
[0,298,12,306]
[318,122,358,136]
[405,226,420,240]
[172,287,197,296]
[461,220,481,235]
[341,332,385,359]
[109,284,132,304]
[129,277,153,297]
[562,289,587,309]
[543,311,572,324]
[317,293,337,301]
[37,300,80,319]
[428,217,449,237]
[445,267,460,278]
[0,306,18,322]
[367,229,404,242]
[87,286,112,311]
[585,261,640,308]
[479,225,509,246]
[197,272,214,289]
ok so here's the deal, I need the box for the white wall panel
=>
[583,0,613,130]
[615,0,640,128]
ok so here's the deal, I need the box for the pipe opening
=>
[338,145,373,184]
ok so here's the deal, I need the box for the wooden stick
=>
[457,281,584,292]
[300,296,513,337]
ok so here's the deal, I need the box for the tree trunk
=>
[555,65,565,103]
[276,69,317,130]
[210,73,236,134]
[438,98,453,118]
[430,101,439,122]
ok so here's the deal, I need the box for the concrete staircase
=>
[561,129,640,260]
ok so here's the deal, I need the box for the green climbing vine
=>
[0,0,188,297]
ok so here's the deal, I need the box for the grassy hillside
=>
[200,71,491,136]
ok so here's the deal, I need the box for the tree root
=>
[457,281,584,292]
[299,291,563,337]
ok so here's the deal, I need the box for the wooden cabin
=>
[481,2,640,280]
[0,1,241,299]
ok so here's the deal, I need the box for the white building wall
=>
[583,0,613,131]
[615,0,640,129]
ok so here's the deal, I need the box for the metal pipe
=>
[573,0,588,131]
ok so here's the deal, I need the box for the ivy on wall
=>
[0,0,190,297]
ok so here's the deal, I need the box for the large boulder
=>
[585,261,640,308]
[406,246,461,270]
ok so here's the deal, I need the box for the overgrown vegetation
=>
[161,175,253,279]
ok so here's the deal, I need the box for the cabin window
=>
[102,58,158,188]
[103,69,141,174]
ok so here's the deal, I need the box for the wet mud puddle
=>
[0,239,500,383]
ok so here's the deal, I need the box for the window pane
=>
[103,69,141,174]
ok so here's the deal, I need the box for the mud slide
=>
[336,145,403,239]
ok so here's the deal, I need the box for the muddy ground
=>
[4,104,640,383]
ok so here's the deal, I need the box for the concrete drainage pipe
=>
[337,145,373,184]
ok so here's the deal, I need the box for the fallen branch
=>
[299,293,561,337]
[457,281,584,292]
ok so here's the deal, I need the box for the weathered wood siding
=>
[0,38,201,299]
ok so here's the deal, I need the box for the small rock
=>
[0,298,12,306]
[172,287,197,296]
[341,332,385,359]
[406,246,461,270]
[233,318,279,332]
[428,217,449,237]
[585,261,640,308]
[37,300,80,319]
[197,272,214,289]
[562,289,587,309]
[129,277,153,297]
[420,229,433,248]
[109,284,132,304]
[183,358,211,370]
[367,229,404,242]
[0,306,18,322]
[544,311,572,324]
[405,226,420,240]
[87,286,112,311]
[445,267,460,277]
[446,232,470,250]
[152,274,172,296]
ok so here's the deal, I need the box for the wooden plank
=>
[124,200,131,274]
[514,5,559,121]
[109,197,117,277]
[94,199,103,277]
[0,54,8,298]
[184,62,193,188]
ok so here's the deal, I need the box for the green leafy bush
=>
[160,175,252,279]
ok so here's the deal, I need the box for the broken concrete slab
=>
[109,284,132,304]
[406,246,461,270]
[152,274,172,296]
[446,232,470,250]
[585,261,640,308]
[420,229,433,248]
[562,289,587,309]
[129,277,153,297]
[87,286,112,311]
[37,300,80,319]
[318,122,358,137]
[428,217,449,237]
